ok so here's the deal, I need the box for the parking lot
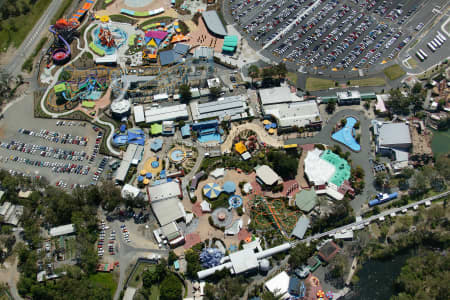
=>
[225,0,446,74]
[0,95,107,187]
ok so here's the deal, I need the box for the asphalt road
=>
[2,0,63,76]
[286,109,376,214]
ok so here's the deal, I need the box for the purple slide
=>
[49,25,71,64]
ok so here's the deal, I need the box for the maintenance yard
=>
[0,95,106,187]
[225,0,447,74]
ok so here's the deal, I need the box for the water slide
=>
[49,25,72,64]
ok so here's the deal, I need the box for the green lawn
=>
[383,64,406,80]
[0,0,52,52]
[305,77,336,91]
[286,72,298,85]
[349,77,386,87]
[129,263,155,288]
[406,57,418,69]
[150,285,160,300]
[88,273,117,298]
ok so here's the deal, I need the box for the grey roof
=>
[229,248,259,274]
[202,11,227,36]
[148,181,181,202]
[193,46,214,59]
[151,197,185,226]
[259,86,293,106]
[291,216,310,239]
[174,43,190,55]
[265,100,320,128]
[50,224,76,237]
[255,165,279,186]
[159,50,182,66]
[379,123,411,147]
[144,104,188,124]
[295,188,317,213]
[191,95,246,121]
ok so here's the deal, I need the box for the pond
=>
[331,117,361,151]
[345,251,415,300]
[431,129,450,155]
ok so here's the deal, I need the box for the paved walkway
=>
[221,122,284,153]
[286,109,375,214]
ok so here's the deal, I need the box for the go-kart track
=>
[224,0,448,75]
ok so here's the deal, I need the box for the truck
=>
[369,192,398,207]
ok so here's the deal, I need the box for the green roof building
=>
[320,150,351,187]
[295,188,318,213]
[150,123,163,135]
[54,83,67,93]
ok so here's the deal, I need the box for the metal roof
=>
[159,50,182,66]
[148,181,181,202]
[229,248,259,274]
[193,46,214,59]
[151,197,185,226]
[255,165,279,186]
[192,96,246,121]
[202,10,227,36]
[265,100,320,128]
[144,104,188,124]
[133,105,145,123]
[174,43,190,55]
[378,122,411,147]
[295,188,317,213]
[291,215,310,239]
[259,86,293,106]
[50,224,76,237]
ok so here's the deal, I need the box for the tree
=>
[185,249,201,279]
[375,172,388,189]
[168,251,178,265]
[411,82,422,94]
[326,100,336,114]
[288,243,314,269]
[248,65,259,83]
[209,86,221,99]
[275,63,287,78]
[160,273,182,300]
[261,67,274,79]
[179,84,191,102]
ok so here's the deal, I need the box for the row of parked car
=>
[18,128,88,146]
[1,140,87,161]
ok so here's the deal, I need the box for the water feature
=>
[93,25,128,55]
[431,129,450,155]
[332,117,361,151]
[170,149,185,163]
[345,251,415,300]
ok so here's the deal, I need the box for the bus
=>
[427,42,436,52]
[419,49,428,59]
[416,51,425,61]
[437,31,447,41]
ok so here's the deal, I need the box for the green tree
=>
[209,86,221,99]
[179,84,191,102]
[275,63,287,78]
[160,273,182,300]
[248,65,259,83]
[168,250,178,265]
[411,82,422,94]
[288,243,314,269]
[326,100,336,114]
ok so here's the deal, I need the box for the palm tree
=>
[248,65,259,83]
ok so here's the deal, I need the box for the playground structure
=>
[47,0,94,65]
[248,195,301,238]
[53,76,108,103]
[93,24,128,55]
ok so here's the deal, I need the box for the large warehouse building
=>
[190,95,247,121]
[202,10,227,37]
[373,121,411,161]
[259,86,321,130]
[133,104,189,124]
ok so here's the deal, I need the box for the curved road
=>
[286,109,375,214]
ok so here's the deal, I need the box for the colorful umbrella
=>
[143,178,150,185]
[317,290,325,298]
[140,169,147,176]
[146,173,152,179]
[263,120,271,125]
[326,291,333,299]
[137,176,144,182]
[203,183,222,199]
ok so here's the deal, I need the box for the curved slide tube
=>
[49,25,71,64]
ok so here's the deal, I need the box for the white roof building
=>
[255,165,280,186]
[264,271,290,299]
[50,224,76,237]
[133,105,145,123]
[0,201,23,226]
[121,184,141,199]
[153,93,169,101]
[95,54,117,64]
[207,78,221,88]
[229,248,259,274]
[111,99,131,115]
[148,181,182,202]
[304,148,335,185]
[259,86,295,106]
[210,168,225,179]
[190,95,247,121]
[151,197,186,226]
[115,144,140,183]
[136,104,188,124]
[264,100,321,128]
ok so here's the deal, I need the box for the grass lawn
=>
[89,273,117,298]
[445,20,450,33]
[349,77,386,87]
[406,57,418,69]
[383,64,406,80]
[129,263,155,288]
[0,0,52,52]
[149,285,161,300]
[305,77,336,91]
[286,72,298,85]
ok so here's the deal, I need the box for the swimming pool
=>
[198,133,222,143]
[331,117,361,151]
[93,26,128,55]
[170,149,185,162]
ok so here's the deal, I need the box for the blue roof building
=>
[181,124,191,138]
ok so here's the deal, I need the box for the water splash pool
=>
[331,117,361,151]
[170,149,185,163]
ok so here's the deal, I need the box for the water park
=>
[168,147,187,164]
[331,117,361,152]
[92,23,128,56]
[112,125,146,147]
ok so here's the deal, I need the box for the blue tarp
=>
[146,173,152,179]
[120,124,126,132]
[160,170,166,179]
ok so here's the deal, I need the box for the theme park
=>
[0,0,448,299]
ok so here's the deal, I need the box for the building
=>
[264,100,321,129]
[49,224,76,237]
[259,86,321,130]
[336,90,361,105]
[202,10,227,37]
[181,124,191,138]
[134,104,189,124]
[153,221,185,247]
[291,215,310,239]
[162,121,175,135]
[303,148,352,200]
[190,171,206,191]
[0,202,23,226]
[207,78,221,89]
[255,165,280,186]
[121,184,144,199]
[95,54,117,65]
[111,99,131,120]
[148,181,185,226]
[318,241,341,263]
[194,46,214,60]
[295,189,318,213]
[190,95,247,121]
[288,277,305,297]
[197,242,291,279]
[115,144,142,183]
[264,271,290,299]
[373,121,411,161]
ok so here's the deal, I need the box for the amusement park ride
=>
[98,26,117,48]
